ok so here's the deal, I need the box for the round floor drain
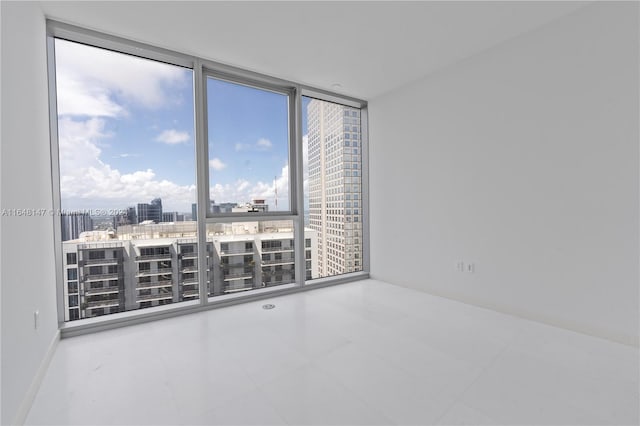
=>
[262,304,276,310]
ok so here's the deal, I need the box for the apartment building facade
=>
[62,221,317,321]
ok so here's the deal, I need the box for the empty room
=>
[1,1,638,425]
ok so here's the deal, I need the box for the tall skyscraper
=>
[137,198,162,223]
[162,211,184,222]
[126,207,137,225]
[191,201,235,219]
[61,212,93,241]
[113,207,137,229]
[307,100,363,277]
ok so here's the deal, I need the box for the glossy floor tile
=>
[25,279,639,425]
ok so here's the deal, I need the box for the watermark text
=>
[1,208,128,217]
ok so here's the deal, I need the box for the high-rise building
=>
[61,221,317,321]
[217,202,238,213]
[61,212,93,241]
[126,207,137,225]
[232,199,269,213]
[162,211,184,222]
[113,207,137,229]
[192,201,235,219]
[137,198,162,223]
[307,100,363,277]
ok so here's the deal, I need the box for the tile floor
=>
[25,279,639,425]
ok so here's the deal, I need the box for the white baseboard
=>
[11,330,60,426]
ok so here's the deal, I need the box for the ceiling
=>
[38,1,589,100]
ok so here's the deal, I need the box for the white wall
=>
[369,2,639,346]
[1,2,59,424]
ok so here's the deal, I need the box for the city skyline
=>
[55,38,361,323]
[56,39,312,213]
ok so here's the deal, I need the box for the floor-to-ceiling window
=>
[48,22,369,327]
[303,97,364,280]
[52,38,199,322]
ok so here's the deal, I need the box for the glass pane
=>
[207,77,290,212]
[206,220,307,297]
[55,39,198,321]
[303,97,363,280]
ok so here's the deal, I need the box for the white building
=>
[307,99,363,277]
[62,221,317,321]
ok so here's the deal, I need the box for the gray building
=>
[137,198,162,223]
[61,211,93,241]
[162,211,184,222]
[113,207,137,229]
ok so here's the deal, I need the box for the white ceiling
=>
[38,1,589,100]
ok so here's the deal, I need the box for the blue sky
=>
[56,39,312,214]
[207,78,291,210]
[97,77,195,186]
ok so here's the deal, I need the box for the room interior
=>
[1,1,638,425]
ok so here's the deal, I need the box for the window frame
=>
[46,20,370,335]
[202,70,298,219]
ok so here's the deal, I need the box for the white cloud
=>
[57,74,125,117]
[55,38,189,117]
[155,129,190,145]
[59,117,196,211]
[209,164,290,210]
[234,138,274,152]
[237,180,251,192]
[59,120,296,213]
[256,138,273,150]
[209,158,227,171]
[235,143,250,152]
[54,40,195,211]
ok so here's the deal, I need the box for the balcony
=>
[221,262,252,269]
[262,280,295,286]
[220,248,254,256]
[181,277,199,285]
[223,286,252,294]
[82,258,119,266]
[85,286,119,295]
[78,241,123,249]
[83,273,119,282]
[183,289,199,298]
[261,259,295,266]
[137,292,173,302]
[135,253,172,262]
[261,246,294,253]
[85,299,119,309]
[223,272,253,281]
[137,280,173,289]
[136,267,173,277]
[181,265,198,273]
[262,268,294,275]
[180,252,198,259]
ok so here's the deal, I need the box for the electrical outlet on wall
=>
[456,261,465,272]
